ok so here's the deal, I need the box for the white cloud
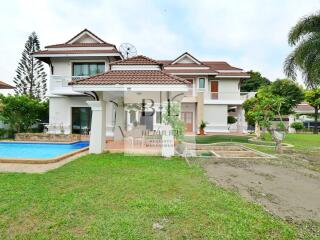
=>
[182,0,320,83]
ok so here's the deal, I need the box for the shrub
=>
[277,122,286,131]
[227,116,237,124]
[290,122,304,131]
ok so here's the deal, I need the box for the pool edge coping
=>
[0,147,89,164]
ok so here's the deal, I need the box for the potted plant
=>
[199,120,206,135]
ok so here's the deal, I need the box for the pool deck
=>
[0,149,89,173]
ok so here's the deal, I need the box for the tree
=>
[0,95,48,135]
[13,32,47,99]
[162,102,185,141]
[240,70,271,92]
[269,79,304,115]
[243,87,286,152]
[284,12,320,89]
[243,80,303,152]
[304,89,320,134]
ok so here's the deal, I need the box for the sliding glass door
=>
[72,107,92,134]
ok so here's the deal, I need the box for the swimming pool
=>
[0,141,89,159]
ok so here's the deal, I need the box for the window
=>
[72,107,92,134]
[156,111,162,124]
[198,78,205,89]
[73,62,105,76]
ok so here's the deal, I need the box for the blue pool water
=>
[0,141,89,159]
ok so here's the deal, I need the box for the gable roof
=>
[45,29,116,48]
[170,52,204,65]
[110,55,161,66]
[66,28,106,44]
[0,81,14,89]
[70,70,190,85]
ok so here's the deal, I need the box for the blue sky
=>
[1,0,320,90]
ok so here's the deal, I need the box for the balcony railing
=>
[206,91,256,100]
[51,75,89,89]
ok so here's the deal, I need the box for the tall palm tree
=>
[284,12,320,134]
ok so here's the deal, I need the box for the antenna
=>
[119,43,137,59]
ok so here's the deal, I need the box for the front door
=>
[181,112,193,132]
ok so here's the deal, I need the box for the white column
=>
[114,100,125,141]
[288,114,296,133]
[87,101,106,154]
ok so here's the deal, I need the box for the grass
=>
[0,153,300,239]
[278,133,319,151]
[185,133,320,151]
[184,135,251,144]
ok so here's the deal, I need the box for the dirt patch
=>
[202,159,320,222]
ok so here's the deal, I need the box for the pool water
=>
[0,141,89,159]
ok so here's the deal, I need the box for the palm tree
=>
[284,12,320,134]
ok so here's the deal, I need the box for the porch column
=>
[87,101,106,154]
[196,91,204,133]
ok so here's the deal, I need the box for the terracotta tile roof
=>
[164,69,218,74]
[203,61,243,71]
[33,49,120,55]
[70,70,190,85]
[216,72,249,77]
[294,103,314,113]
[159,60,243,71]
[0,81,14,89]
[46,43,115,48]
[165,63,210,68]
[110,55,161,65]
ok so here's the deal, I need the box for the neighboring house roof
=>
[294,103,315,113]
[70,70,190,85]
[0,81,14,89]
[110,55,161,66]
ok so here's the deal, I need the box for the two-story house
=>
[33,29,250,153]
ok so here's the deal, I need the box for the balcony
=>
[204,91,256,105]
[50,75,88,95]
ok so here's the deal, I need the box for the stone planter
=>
[15,133,81,142]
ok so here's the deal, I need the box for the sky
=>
[0,0,319,92]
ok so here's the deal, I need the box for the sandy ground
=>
[202,158,320,222]
[0,151,88,173]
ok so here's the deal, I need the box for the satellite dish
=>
[119,43,137,59]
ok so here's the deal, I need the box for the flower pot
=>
[199,128,205,135]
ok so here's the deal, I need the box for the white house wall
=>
[49,96,92,134]
[203,104,228,132]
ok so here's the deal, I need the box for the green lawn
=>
[185,133,320,151]
[280,133,320,150]
[0,153,299,239]
[184,135,251,144]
